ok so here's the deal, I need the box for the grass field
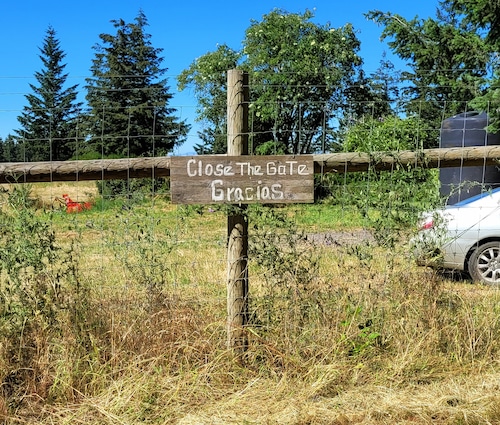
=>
[1,181,500,424]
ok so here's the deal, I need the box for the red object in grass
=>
[62,194,92,213]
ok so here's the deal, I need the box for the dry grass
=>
[1,182,500,424]
[0,181,98,210]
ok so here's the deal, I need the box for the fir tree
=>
[1,135,20,162]
[366,8,491,147]
[16,26,81,161]
[85,10,189,158]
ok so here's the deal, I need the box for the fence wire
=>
[0,79,498,322]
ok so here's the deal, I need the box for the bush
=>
[0,185,102,405]
[97,177,170,201]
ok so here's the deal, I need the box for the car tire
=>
[468,241,500,286]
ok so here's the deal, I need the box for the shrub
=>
[0,185,101,405]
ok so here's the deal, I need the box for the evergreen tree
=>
[446,0,500,46]
[85,10,189,158]
[366,8,491,147]
[365,57,401,116]
[444,0,500,132]
[15,26,81,161]
[1,135,20,162]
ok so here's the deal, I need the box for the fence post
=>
[226,69,249,351]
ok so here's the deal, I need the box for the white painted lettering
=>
[271,184,284,199]
[214,163,224,176]
[286,161,298,174]
[255,165,263,175]
[235,162,247,175]
[210,180,224,201]
[205,163,214,176]
[298,164,308,175]
[187,159,197,177]
[267,162,276,175]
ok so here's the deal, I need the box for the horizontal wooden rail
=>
[0,157,172,183]
[0,145,499,183]
[313,145,500,173]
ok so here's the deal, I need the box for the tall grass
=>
[1,183,500,424]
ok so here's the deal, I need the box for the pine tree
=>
[444,0,500,132]
[366,9,491,147]
[15,26,81,161]
[85,10,189,158]
[0,135,20,162]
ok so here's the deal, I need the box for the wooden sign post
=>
[226,69,249,352]
[170,70,314,352]
[171,154,314,352]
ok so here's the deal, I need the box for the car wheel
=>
[468,241,500,286]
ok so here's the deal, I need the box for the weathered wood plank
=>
[0,157,171,183]
[170,155,314,204]
[226,70,249,353]
[0,145,499,183]
[313,145,500,173]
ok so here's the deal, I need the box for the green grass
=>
[288,202,366,231]
[2,183,500,424]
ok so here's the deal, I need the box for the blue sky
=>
[0,0,439,154]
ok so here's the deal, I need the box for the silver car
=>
[413,188,500,285]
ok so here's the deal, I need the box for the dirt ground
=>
[306,229,374,246]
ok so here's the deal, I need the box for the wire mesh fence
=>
[0,77,499,291]
[3,75,500,423]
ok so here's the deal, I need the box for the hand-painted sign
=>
[170,155,314,204]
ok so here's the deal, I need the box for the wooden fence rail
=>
[0,145,499,183]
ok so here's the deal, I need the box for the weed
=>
[3,183,500,424]
[0,185,103,406]
[340,306,381,357]
[106,205,176,309]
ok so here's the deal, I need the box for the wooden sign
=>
[170,155,314,204]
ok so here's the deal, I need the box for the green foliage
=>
[249,205,317,290]
[366,7,491,147]
[85,11,189,157]
[245,10,363,154]
[0,186,59,330]
[470,76,500,133]
[179,8,366,154]
[340,306,381,357]
[426,0,500,136]
[248,205,320,329]
[342,115,430,152]
[254,140,287,155]
[178,45,240,154]
[323,116,441,247]
[14,26,82,161]
[446,0,500,47]
[0,185,95,403]
[356,168,440,248]
[0,134,22,162]
[106,206,175,307]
